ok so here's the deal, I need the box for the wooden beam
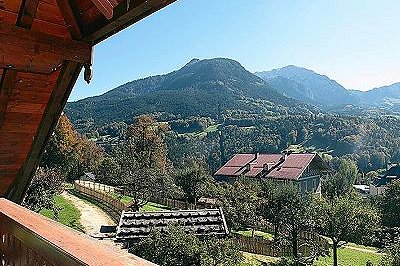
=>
[55,0,82,39]
[6,61,82,203]
[90,0,118,20]
[16,0,40,28]
[0,70,17,128]
[0,22,92,73]
[84,0,176,44]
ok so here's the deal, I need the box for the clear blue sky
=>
[69,0,400,101]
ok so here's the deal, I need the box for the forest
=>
[24,114,400,266]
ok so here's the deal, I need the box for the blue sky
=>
[69,0,400,101]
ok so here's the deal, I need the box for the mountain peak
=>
[184,58,200,67]
[255,65,358,107]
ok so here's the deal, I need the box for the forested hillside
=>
[65,58,400,174]
[65,58,314,132]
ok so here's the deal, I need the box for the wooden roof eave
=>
[1,0,177,202]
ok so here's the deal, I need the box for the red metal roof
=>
[215,153,316,180]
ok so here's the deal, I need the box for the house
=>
[116,208,229,242]
[80,172,96,181]
[353,185,370,198]
[214,153,330,193]
[370,164,400,196]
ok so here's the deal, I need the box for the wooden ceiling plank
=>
[84,0,176,44]
[0,69,17,128]
[55,0,82,39]
[7,60,82,203]
[0,22,92,73]
[89,0,116,20]
[31,18,71,38]
[17,0,40,28]
[35,1,66,26]
[0,10,19,24]
[0,0,22,13]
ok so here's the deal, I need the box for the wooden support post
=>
[16,0,40,28]
[0,70,17,128]
[6,61,82,203]
[55,0,82,39]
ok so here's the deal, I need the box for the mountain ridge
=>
[65,58,313,132]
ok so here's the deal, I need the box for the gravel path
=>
[61,192,149,262]
[61,191,115,237]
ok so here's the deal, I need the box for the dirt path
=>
[61,191,115,237]
[343,245,382,254]
[61,192,138,258]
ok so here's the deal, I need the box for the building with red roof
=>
[214,153,330,193]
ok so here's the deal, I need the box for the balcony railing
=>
[0,198,155,266]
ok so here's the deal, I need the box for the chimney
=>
[263,163,269,171]
[255,153,259,160]
[281,151,288,162]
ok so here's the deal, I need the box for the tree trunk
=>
[274,223,279,240]
[333,241,338,266]
[292,230,298,265]
[251,228,255,238]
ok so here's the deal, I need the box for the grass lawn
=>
[235,229,274,240]
[314,246,383,266]
[39,195,84,232]
[238,246,383,266]
[107,191,133,205]
[140,202,169,212]
[108,191,169,211]
[240,252,279,266]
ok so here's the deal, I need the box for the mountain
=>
[65,58,313,132]
[352,83,400,111]
[255,65,360,108]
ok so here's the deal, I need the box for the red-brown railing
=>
[0,198,155,266]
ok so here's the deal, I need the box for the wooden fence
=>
[75,180,118,193]
[151,197,216,210]
[73,180,331,258]
[234,232,330,258]
[73,181,126,222]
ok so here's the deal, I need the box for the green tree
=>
[95,156,121,186]
[379,241,400,266]
[23,167,64,212]
[115,115,172,210]
[322,158,358,200]
[175,159,214,207]
[116,142,165,211]
[201,237,243,266]
[259,182,321,264]
[131,225,203,266]
[377,180,400,227]
[132,226,242,266]
[313,194,380,266]
[220,179,260,231]
[126,114,170,171]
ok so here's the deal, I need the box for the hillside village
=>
[23,104,400,266]
[2,1,400,266]
[22,58,400,266]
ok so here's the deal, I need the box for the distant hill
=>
[65,58,313,132]
[255,65,360,108]
[352,83,400,111]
